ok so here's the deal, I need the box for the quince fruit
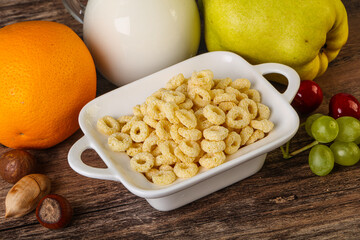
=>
[202,0,348,81]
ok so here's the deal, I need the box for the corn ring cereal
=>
[170,124,184,143]
[174,147,196,163]
[155,154,177,167]
[244,89,261,103]
[256,103,271,120]
[97,116,121,136]
[213,92,238,105]
[188,86,211,107]
[203,126,229,141]
[159,164,174,171]
[155,120,172,140]
[121,116,141,134]
[173,162,199,179]
[179,98,193,110]
[146,99,165,120]
[250,119,274,133]
[162,90,186,104]
[152,170,177,185]
[246,129,265,145]
[130,121,150,142]
[166,73,186,90]
[144,168,160,181]
[188,70,214,91]
[130,152,155,173]
[215,77,232,90]
[162,102,180,124]
[108,132,132,152]
[132,104,143,118]
[231,78,251,91]
[218,101,237,113]
[239,98,258,120]
[178,127,202,141]
[175,109,197,129]
[224,132,241,155]
[195,108,214,131]
[200,139,226,154]
[126,143,143,157]
[151,146,162,157]
[143,115,158,129]
[142,132,159,152]
[199,152,226,169]
[240,126,254,146]
[175,83,188,95]
[226,106,251,129]
[179,140,201,158]
[203,105,226,125]
[158,140,178,160]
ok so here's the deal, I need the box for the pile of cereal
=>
[96,70,274,185]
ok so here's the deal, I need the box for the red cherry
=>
[291,80,323,114]
[329,93,360,120]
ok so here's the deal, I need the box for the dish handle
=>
[254,63,300,103]
[68,136,118,181]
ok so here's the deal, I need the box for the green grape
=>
[335,116,360,142]
[311,116,339,143]
[309,144,334,176]
[330,141,360,166]
[305,113,324,138]
[356,136,360,145]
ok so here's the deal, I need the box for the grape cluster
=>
[306,115,360,176]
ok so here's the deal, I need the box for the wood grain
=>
[0,0,359,239]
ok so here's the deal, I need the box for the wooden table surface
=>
[0,0,359,239]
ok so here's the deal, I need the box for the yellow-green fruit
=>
[202,0,348,81]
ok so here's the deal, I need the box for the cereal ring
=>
[121,116,141,133]
[146,99,165,120]
[218,101,237,113]
[155,120,172,140]
[179,98,193,110]
[179,140,201,158]
[130,152,155,173]
[178,127,202,141]
[226,106,251,129]
[200,139,226,154]
[162,90,186,104]
[158,140,178,160]
[159,165,174,171]
[140,103,148,116]
[195,108,213,131]
[144,168,160,181]
[175,83,188,95]
[250,119,274,133]
[174,147,196,163]
[188,86,211,107]
[155,154,177,166]
[239,98,258,119]
[97,116,121,136]
[162,102,180,124]
[142,132,159,152]
[143,115,158,129]
[256,103,271,120]
[170,124,184,143]
[240,126,254,146]
[213,92,238,105]
[152,170,177,185]
[244,89,261,102]
[174,162,198,178]
[126,143,143,157]
[166,73,186,90]
[132,104,143,118]
[130,121,150,142]
[231,78,251,91]
[215,77,232,90]
[175,109,197,129]
[210,89,225,100]
[108,132,132,152]
[117,115,134,127]
[199,152,226,169]
[151,146,162,157]
[188,70,214,91]
[224,132,241,154]
[203,126,229,141]
[225,86,248,102]
[203,105,226,125]
[245,129,265,145]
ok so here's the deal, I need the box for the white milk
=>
[82,0,201,86]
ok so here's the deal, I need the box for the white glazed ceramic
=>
[68,51,300,211]
[63,0,201,87]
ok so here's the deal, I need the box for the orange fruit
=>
[0,21,96,149]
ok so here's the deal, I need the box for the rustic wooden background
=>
[0,0,359,239]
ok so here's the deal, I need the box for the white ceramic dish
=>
[68,51,300,211]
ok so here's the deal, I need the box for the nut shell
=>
[0,149,37,184]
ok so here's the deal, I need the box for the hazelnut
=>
[0,149,37,184]
[36,194,73,229]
